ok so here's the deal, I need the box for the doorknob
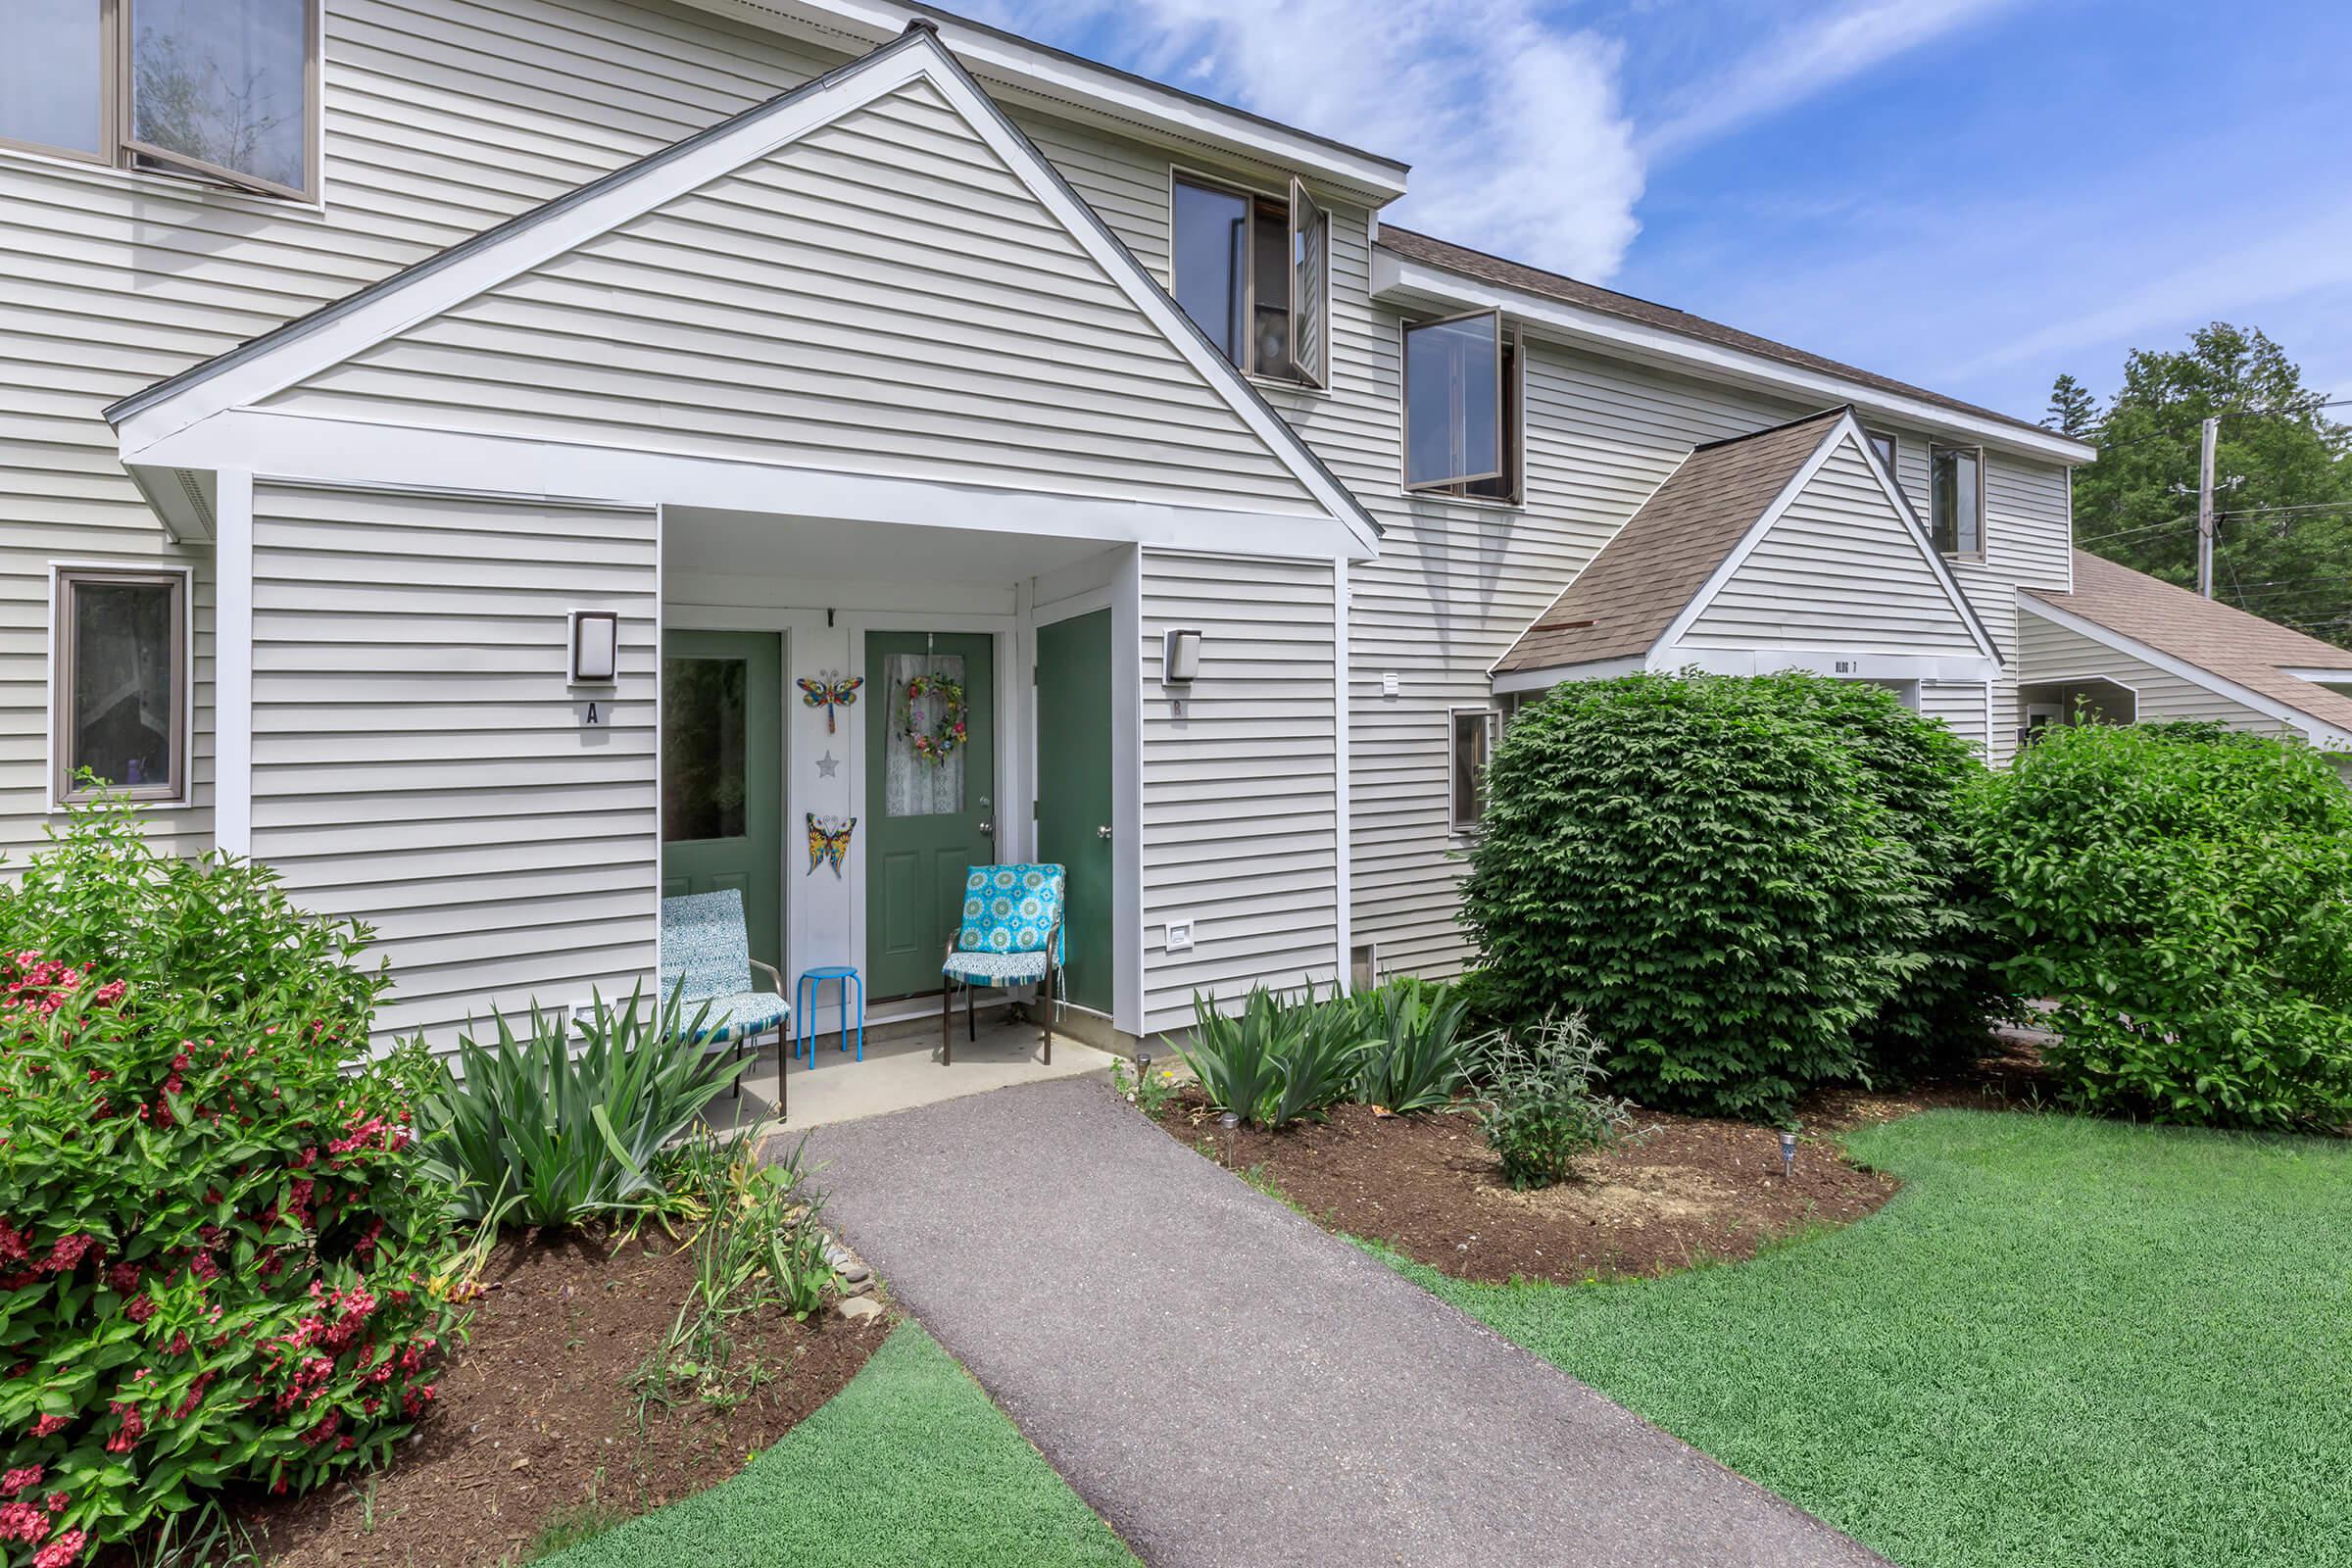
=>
[1096,824,1112,841]
[978,819,995,837]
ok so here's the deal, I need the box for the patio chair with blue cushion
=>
[661,890,791,1111]
[941,863,1064,1067]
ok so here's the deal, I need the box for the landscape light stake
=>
[1780,1130,1798,1179]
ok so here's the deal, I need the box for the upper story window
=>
[1169,172,1329,387]
[1403,310,1522,503]
[1931,443,1984,559]
[2,0,318,202]
[1866,428,1897,473]
[52,564,189,805]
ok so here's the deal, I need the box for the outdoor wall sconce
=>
[1163,627,1203,683]
[1163,627,1203,716]
[568,611,618,685]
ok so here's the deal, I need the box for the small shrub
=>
[1180,987,1374,1129]
[1470,1015,1638,1190]
[1462,671,1969,1121]
[0,795,461,1564]
[416,988,747,1229]
[1967,723,2352,1128]
[1353,979,1471,1114]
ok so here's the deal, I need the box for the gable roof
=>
[1379,227,2074,452]
[2025,551,2352,735]
[106,23,1380,551]
[1494,409,1838,672]
[1495,406,1998,678]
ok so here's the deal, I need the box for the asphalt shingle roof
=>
[1494,408,1846,674]
[2026,551,2352,733]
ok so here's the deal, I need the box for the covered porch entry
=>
[660,508,1139,1049]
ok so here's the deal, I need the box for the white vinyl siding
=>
[1918,681,1989,750]
[1681,435,1984,656]
[2017,611,2290,736]
[264,79,1321,518]
[1140,549,1340,1032]
[247,483,658,1047]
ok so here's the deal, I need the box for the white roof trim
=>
[2019,595,2352,750]
[110,27,1381,556]
[1655,414,2003,666]
[1372,249,2096,466]
[681,0,1410,203]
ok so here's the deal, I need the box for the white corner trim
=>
[1332,558,1351,981]
[215,470,254,854]
[1371,249,2096,467]
[2018,595,2352,749]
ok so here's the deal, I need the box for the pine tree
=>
[2042,372,2100,438]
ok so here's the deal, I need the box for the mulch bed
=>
[236,1229,889,1568]
[1150,1069,2022,1286]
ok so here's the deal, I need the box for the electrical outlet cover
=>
[1165,918,1196,953]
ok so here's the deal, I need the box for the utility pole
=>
[2196,415,2219,598]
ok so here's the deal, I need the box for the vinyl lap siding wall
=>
[1683,437,1986,655]
[1140,550,1340,1032]
[266,78,1321,518]
[248,485,659,1047]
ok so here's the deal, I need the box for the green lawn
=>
[1396,1110,2352,1568]
[544,1323,1138,1568]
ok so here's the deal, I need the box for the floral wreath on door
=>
[899,671,967,764]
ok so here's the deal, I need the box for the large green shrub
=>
[1462,672,1983,1120]
[0,796,462,1565]
[1966,722,2352,1128]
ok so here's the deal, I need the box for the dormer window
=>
[1169,172,1329,387]
[1402,309,1522,503]
[2,0,318,202]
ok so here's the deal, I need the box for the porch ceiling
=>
[663,505,1119,584]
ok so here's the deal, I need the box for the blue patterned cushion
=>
[943,950,1051,985]
[662,890,755,1001]
[678,990,790,1044]
[954,863,1064,961]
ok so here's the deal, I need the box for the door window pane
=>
[128,0,309,192]
[883,652,965,818]
[1171,176,1249,367]
[1405,313,1502,489]
[67,578,177,795]
[662,658,747,842]
[2,0,105,156]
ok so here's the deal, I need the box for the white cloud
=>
[979,0,1646,279]
[1640,0,2025,165]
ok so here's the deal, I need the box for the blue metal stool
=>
[795,965,864,1066]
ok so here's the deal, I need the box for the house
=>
[2016,551,2352,754]
[9,0,2112,1054]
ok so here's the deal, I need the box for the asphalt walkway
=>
[801,1074,1885,1567]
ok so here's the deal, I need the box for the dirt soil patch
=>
[1152,1078,2014,1286]
[238,1230,889,1568]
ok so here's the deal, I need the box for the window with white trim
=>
[2,0,318,201]
[1168,172,1328,386]
[1931,443,1984,558]
[1448,706,1496,833]
[1403,310,1522,502]
[53,565,188,803]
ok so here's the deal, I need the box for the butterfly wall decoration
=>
[806,813,857,878]
[797,671,862,733]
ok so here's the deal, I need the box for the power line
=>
[2075,514,2198,549]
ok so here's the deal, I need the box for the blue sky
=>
[966,0,2352,426]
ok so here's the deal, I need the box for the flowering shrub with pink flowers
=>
[0,792,464,1565]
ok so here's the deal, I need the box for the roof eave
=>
[679,0,1411,205]
[1371,249,2097,466]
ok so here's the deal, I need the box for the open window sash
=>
[117,0,318,202]
[1289,176,1329,389]
[1403,309,1504,491]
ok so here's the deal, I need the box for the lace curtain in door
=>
[883,652,966,817]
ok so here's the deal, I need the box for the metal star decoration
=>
[814,751,841,779]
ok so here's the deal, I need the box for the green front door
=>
[864,630,996,1000]
[1036,611,1114,1013]
[662,630,782,972]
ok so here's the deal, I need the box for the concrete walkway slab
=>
[798,1075,1886,1568]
